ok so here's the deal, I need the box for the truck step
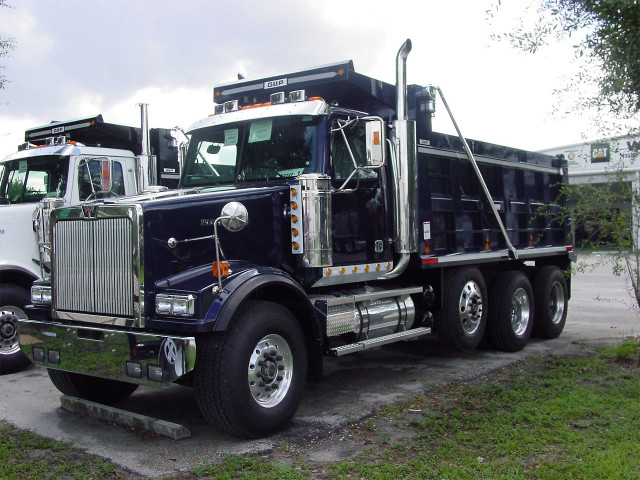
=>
[327,327,431,357]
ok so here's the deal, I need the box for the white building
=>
[540,136,640,247]
[540,136,640,185]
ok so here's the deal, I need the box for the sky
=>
[0,0,600,157]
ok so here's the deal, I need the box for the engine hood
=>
[135,184,293,287]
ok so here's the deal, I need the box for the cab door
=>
[329,117,391,266]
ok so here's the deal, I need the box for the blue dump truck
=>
[18,40,573,438]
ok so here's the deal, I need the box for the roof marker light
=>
[270,92,286,104]
[289,90,306,102]
[224,100,239,113]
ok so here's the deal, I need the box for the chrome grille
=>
[53,217,135,317]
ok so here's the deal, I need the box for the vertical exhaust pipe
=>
[138,103,157,189]
[396,39,412,121]
[140,103,150,158]
[386,39,417,279]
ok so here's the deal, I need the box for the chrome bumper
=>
[18,320,196,387]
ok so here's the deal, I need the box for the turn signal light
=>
[212,261,229,277]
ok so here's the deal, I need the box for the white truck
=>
[0,106,185,373]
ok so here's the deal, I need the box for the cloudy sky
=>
[0,0,596,156]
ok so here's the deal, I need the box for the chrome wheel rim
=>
[248,334,293,408]
[510,288,531,336]
[458,281,483,335]
[549,281,565,325]
[0,306,26,356]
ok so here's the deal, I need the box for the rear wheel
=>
[436,267,488,352]
[488,271,534,352]
[0,284,31,375]
[194,300,307,438]
[532,266,568,339]
[47,369,138,404]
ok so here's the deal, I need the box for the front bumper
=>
[18,320,196,387]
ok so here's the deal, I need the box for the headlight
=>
[31,285,52,305]
[155,294,195,317]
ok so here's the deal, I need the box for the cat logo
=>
[590,143,610,163]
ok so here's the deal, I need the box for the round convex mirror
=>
[220,202,249,232]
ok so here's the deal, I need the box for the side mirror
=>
[99,157,112,192]
[366,119,386,166]
[220,201,249,232]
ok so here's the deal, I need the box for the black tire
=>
[47,369,138,404]
[488,271,534,352]
[0,284,31,375]
[194,300,307,438]
[532,266,568,339]
[436,267,488,352]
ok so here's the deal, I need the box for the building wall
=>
[540,136,640,184]
[540,136,640,247]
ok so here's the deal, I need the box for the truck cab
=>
[0,113,184,373]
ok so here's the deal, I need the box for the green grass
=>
[0,421,125,479]
[1,339,639,480]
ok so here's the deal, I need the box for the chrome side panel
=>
[51,204,144,328]
[311,286,421,340]
[18,319,195,387]
[299,174,332,267]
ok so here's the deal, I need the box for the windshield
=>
[182,115,321,187]
[0,155,69,204]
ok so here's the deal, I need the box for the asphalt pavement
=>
[1,253,638,477]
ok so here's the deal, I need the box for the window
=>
[182,116,320,187]
[0,156,69,204]
[331,119,377,181]
[78,159,125,200]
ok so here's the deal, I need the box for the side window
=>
[331,120,377,181]
[78,159,125,200]
[23,171,48,202]
[5,169,26,203]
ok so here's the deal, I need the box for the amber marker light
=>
[292,228,299,236]
[340,268,346,274]
[291,201,298,209]
[291,215,298,223]
[292,241,300,250]
[291,187,297,196]
[352,266,358,273]
[365,265,370,272]
[212,261,229,278]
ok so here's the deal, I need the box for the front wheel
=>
[47,369,138,404]
[194,301,307,438]
[436,267,488,352]
[488,271,534,352]
[0,284,31,375]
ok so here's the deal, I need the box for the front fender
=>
[206,263,316,333]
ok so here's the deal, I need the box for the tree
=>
[492,1,640,324]
[490,0,640,128]
[0,0,15,91]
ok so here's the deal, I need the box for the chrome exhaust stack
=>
[386,39,418,279]
[137,103,158,189]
